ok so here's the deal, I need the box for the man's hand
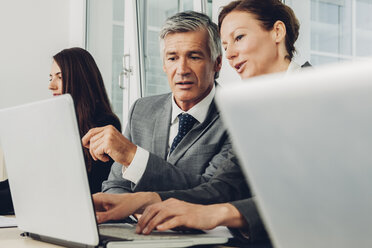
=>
[93,192,162,224]
[82,125,137,166]
[136,198,247,234]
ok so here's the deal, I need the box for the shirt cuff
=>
[121,146,149,185]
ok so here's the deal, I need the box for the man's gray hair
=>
[159,11,222,79]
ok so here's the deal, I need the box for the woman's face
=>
[220,11,279,79]
[49,60,63,96]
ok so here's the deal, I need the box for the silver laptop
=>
[216,59,372,248]
[0,94,228,248]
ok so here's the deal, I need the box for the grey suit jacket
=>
[102,92,233,193]
[157,152,266,242]
[157,62,313,242]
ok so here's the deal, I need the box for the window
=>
[138,0,202,97]
[86,0,125,122]
[310,0,372,65]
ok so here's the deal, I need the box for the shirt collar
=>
[286,61,301,74]
[171,84,215,124]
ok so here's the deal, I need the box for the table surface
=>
[0,215,272,248]
[0,227,273,248]
[0,228,244,248]
[0,227,63,248]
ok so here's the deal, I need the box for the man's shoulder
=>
[134,92,172,106]
[130,92,172,117]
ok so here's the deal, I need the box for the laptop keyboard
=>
[99,223,197,240]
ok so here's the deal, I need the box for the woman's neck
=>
[267,57,291,75]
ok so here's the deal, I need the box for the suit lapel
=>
[301,61,311,68]
[167,100,219,165]
[152,94,172,160]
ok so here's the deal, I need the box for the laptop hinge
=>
[25,232,96,248]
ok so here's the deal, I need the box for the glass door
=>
[121,0,142,126]
[86,0,125,123]
[86,0,142,127]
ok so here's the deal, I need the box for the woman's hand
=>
[136,198,247,234]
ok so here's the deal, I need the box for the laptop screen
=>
[216,60,372,248]
[0,95,99,246]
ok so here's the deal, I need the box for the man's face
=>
[163,29,221,111]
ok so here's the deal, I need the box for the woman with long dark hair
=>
[0,48,121,214]
[49,47,121,193]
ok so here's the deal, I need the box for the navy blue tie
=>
[169,113,197,154]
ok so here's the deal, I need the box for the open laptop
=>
[0,94,228,248]
[216,59,372,248]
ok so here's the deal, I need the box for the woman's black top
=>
[87,114,121,194]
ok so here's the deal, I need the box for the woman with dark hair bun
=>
[0,48,121,214]
[219,0,309,80]
[49,47,121,194]
[127,0,309,243]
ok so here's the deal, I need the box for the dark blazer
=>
[156,154,265,241]
[102,92,234,193]
[158,62,312,242]
[0,180,13,214]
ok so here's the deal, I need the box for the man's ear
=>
[214,55,222,72]
[272,20,286,44]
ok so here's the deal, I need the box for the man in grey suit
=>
[89,11,266,243]
[82,11,230,194]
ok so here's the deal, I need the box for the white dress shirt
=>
[122,84,216,185]
[286,61,301,74]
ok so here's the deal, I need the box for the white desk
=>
[0,217,239,248]
[0,227,63,247]
[0,228,240,248]
[0,215,62,247]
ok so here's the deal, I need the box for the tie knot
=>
[178,113,196,129]
[169,113,197,155]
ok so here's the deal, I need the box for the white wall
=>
[0,148,6,181]
[0,0,85,109]
[0,0,85,180]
